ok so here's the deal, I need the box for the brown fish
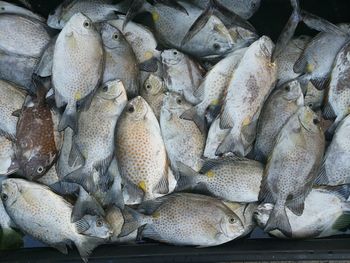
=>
[15,80,59,180]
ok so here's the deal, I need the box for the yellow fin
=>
[144,51,153,60]
[242,117,251,126]
[138,181,147,192]
[152,211,161,219]
[211,99,220,106]
[306,63,314,73]
[206,170,215,178]
[152,11,159,22]
[74,91,82,101]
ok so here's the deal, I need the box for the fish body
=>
[260,106,325,237]
[0,136,16,176]
[115,96,171,202]
[161,49,203,104]
[101,22,140,98]
[0,1,44,21]
[52,13,104,132]
[217,36,277,157]
[177,158,264,202]
[160,93,205,172]
[254,80,304,162]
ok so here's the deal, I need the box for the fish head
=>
[220,211,245,239]
[100,22,127,50]
[161,49,184,66]
[298,106,322,133]
[124,96,149,121]
[1,179,21,207]
[280,80,304,103]
[79,215,113,240]
[97,79,127,102]
[201,20,234,60]
[142,74,164,96]
[228,26,258,47]
[253,203,273,228]
[162,92,191,113]
[304,82,323,110]
[65,13,95,36]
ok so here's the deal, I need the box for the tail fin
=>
[63,165,95,194]
[175,161,199,191]
[58,104,78,132]
[180,106,207,134]
[75,236,103,263]
[181,0,254,45]
[264,203,292,238]
[119,206,149,237]
[216,132,246,157]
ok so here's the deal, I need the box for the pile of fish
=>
[1,0,350,261]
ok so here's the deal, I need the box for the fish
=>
[115,96,172,202]
[227,25,258,51]
[254,80,304,163]
[1,178,107,261]
[316,115,350,186]
[120,193,245,247]
[0,1,45,21]
[323,39,350,136]
[160,93,206,173]
[0,136,17,176]
[176,157,264,203]
[37,165,60,186]
[275,35,310,87]
[181,47,247,132]
[294,24,350,91]
[100,22,140,98]
[255,187,350,239]
[15,80,60,181]
[47,0,130,29]
[0,80,26,141]
[203,116,230,159]
[304,81,325,110]
[217,36,277,157]
[65,80,127,193]
[127,1,234,60]
[188,0,261,19]
[161,49,204,104]
[259,106,325,237]
[52,13,103,132]
[140,74,166,120]
[0,14,51,58]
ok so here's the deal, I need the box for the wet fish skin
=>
[180,47,246,133]
[254,80,304,163]
[160,93,205,173]
[121,193,245,246]
[115,96,171,202]
[316,115,350,186]
[255,188,350,239]
[15,85,59,181]
[65,80,127,193]
[47,0,129,29]
[260,106,325,237]
[217,36,277,157]
[1,178,105,261]
[0,14,51,58]
[177,157,264,203]
[161,49,203,105]
[140,74,166,120]
[52,13,104,132]
[0,80,26,141]
[101,22,140,98]
[37,165,60,186]
[0,1,44,21]
[0,136,16,176]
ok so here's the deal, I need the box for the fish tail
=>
[119,206,150,237]
[180,105,207,133]
[264,202,292,237]
[59,103,78,132]
[75,235,103,263]
[216,131,246,157]
[63,166,95,194]
[175,161,199,191]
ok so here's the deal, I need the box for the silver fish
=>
[52,13,104,132]
[0,136,16,176]
[0,1,44,21]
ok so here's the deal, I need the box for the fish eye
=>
[96,219,103,227]
[37,166,44,174]
[128,105,135,113]
[308,103,313,108]
[1,193,8,201]
[313,118,320,125]
[252,3,256,8]
[146,84,152,89]
[102,85,108,92]
[173,51,178,56]
[213,43,221,50]
[176,98,182,104]
[0,7,5,11]
[112,33,119,40]
[229,217,236,224]
[285,85,290,92]
[83,20,91,28]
